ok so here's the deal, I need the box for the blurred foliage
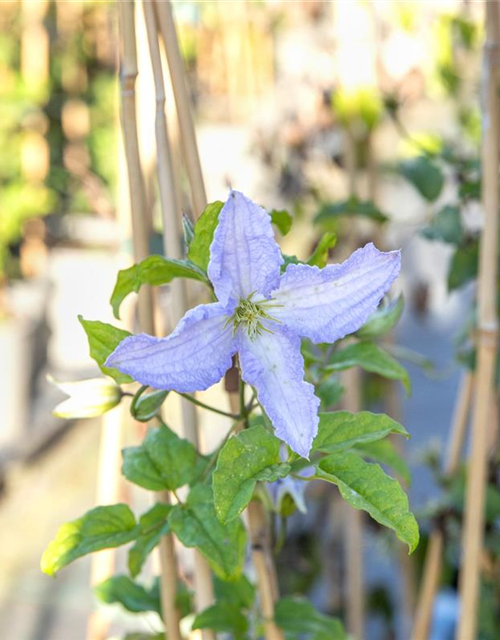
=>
[420,459,500,639]
[331,87,384,133]
[0,2,117,280]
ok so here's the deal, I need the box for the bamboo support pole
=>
[343,372,365,640]
[457,3,500,638]
[118,4,182,639]
[341,129,365,640]
[141,3,216,637]
[153,5,284,633]
[411,371,473,640]
[227,393,284,640]
[367,130,417,631]
[248,500,284,640]
[119,0,154,335]
[86,405,125,640]
[152,0,207,217]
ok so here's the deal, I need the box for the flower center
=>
[228,293,282,339]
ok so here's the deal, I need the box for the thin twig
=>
[178,392,240,420]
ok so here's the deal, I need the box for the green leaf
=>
[422,205,463,244]
[270,209,293,235]
[315,197,388,225]
[306,232,337,267]
[128,503,172,578]
[78,316,133,384]
[122,425,202,491]
[168,485,246,580]
[187,201,224,271]
[325,342,411,394]
[354,439,411,486]
[312,411,409,454]
[316,452,419,552]
[214,574,255,609]
[448,242,478,290]
[130,388,169,422]
[41,504,139,576]
[281,253,302,272]
[356,294,404,340]
[275,597,346,639]
[398,156,444,202]
[193,602,248,638]
[110,255,207,319]
[95,575,161,618]
[182,213,195,247]
[316,378,344,409]
[213,425,290,523]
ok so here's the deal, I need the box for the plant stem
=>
[178,392,240,420]
[240,377,250,429]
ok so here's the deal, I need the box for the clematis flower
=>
[267,465,315,514]
[106,191,401,457]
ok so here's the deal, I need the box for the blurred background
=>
[0,1,494,639]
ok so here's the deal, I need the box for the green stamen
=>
[227,293,282,339]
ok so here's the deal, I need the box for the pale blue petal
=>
[272,243,401,344]
[267,467,314,514]
[105,303,236,392]
[208,191,283,305]
[237,326,319,458]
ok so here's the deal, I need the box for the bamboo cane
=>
[411,371,473,640]
[141,4,216,638]
[118,4,182,639]
[153,5,284,633]
[152,0,206,217]
[457,2,500,638]
[341,127,365,640]
[367,130,417,632]
[86,404,126,640]
[118,0,154,335]
[248,500,285,640]
[227,392,285,640]
[343,370,365,640]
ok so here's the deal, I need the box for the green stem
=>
[240,378,250,429]
[171,488,183,505]
[178,392,240,420]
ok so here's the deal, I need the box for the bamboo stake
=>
[86,406,124,640]
[248,500,284,640]
[343,371,365,640]
[444,372,474,476]
[152,0,207,217]
[342,128,365,640]
[141,3,216,637]
[119,0,154,336]
[411,371,473,640]
[118,4,182,639]
[228,392,284,640]
[457,2,500,637]
[154,6,284,633]
[367,132,417,632]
